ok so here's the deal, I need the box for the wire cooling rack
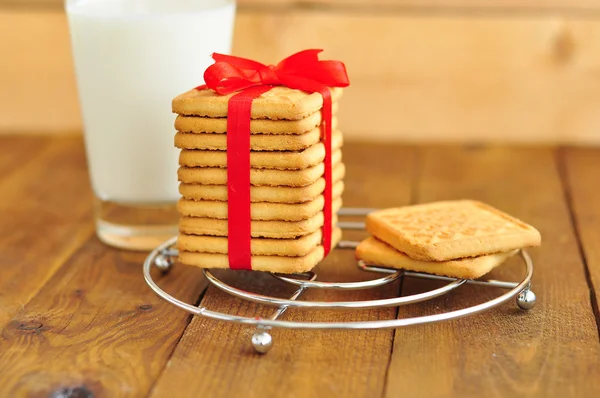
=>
[143,208,536,354]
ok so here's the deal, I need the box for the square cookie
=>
[366,200,541,261]
[178,131,343,170]
[178,195,343,221]
[356,237,518,279]
[179,228,329,257]
[178,154,343,187]
[175,109,338,134]
[179,212,340,239]
[175,126,340,152]
[178,228,342,273]
[172,86,343,120]
[179,178,345,204]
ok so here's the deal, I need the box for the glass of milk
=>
[66,0,236,250]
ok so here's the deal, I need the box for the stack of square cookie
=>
[356,200,541,279]
[172,86,345,273]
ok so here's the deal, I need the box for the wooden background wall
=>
[2,0,600,144]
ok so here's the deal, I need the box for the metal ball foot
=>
[154,252,174,273]
[251,330,273,354]
[516,289,536,310]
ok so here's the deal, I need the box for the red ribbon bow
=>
[204,49,350,95]
[199,50,349,270]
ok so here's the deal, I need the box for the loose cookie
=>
[366,200,541,261]
[356,237,518,279]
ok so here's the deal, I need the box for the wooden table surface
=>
[0,136,599,398]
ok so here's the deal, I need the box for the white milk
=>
[67,0,235,203]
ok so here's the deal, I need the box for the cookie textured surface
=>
[356,237,518,279]
[178,155,343,187]
[175,110,338,134]
[180,178,345,204]
[178,133,343,170]
[366,200,541,261]
[178,196,343,221]
[172,86,343,120]
[178,228,342,273]
[179,228,333,257]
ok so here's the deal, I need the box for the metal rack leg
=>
[251,274,316,354]
[516,283,536,310]
[154,248,176,273]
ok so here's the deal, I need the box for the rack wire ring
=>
[144,237,534,331]
[203,268,467,309]
[270,271,402,290]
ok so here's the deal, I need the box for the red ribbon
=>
[199,50,349,270]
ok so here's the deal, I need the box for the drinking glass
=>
[66,0,236,250]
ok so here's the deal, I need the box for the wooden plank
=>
[234,12,600,144]
[0,0,61,8]
[6,9,600,144]
[0,136,94,327]
[0,135,51,179]
[6,0,600,13]
[562,147,600,333]
[0,237,208,397]
[237,0,600,12]
[384,146,600,397]
[148,143,415,398]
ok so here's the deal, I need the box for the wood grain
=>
[0,0,60,8]
[237,0,600,11]
[1,137,599,397]
[5,9,600,144]
[148,144,415,398]
[384,146,600,398]
[0,135,51,179]
[562,147,600,334]
[5,0,600,12]
[0,136,94,327]
[0,236,208,397]
[234,12,600,144]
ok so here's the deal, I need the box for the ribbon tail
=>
[320,88,333,257]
